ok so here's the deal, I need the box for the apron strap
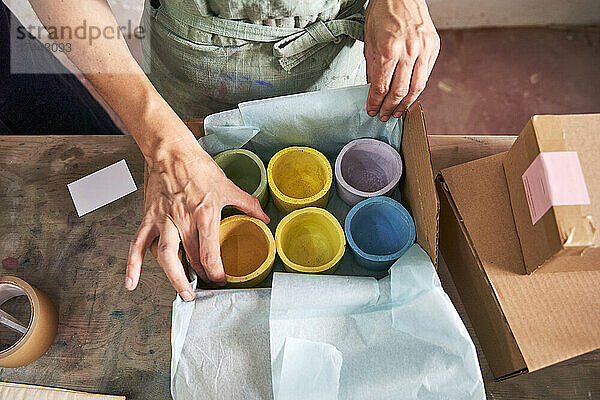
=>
[160,1,364,72]
[273,16,364,71]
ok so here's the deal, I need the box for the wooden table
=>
[1,135,598,399]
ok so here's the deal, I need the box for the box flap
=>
[401,103,439,266]
[441,153,600,373]
[503,114,600,273]
[437,176,526,379]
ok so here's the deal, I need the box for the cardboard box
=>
[437,152,600,380]
[146,102,441,276]
[503,114,600,273]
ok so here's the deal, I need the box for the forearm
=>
[28,0,195,160]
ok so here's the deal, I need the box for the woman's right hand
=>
[125,133,270,301]
[27,0,270,301]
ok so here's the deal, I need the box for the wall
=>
[6,0,600,33]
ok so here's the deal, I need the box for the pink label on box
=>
[522,151,591,225]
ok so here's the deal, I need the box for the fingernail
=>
[367,110,377,117]
[125,277,134,290]
[393,112,401,118]
[380,115,389,122]
[181,291,194,301]
[217,280,227,287]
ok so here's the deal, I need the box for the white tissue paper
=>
[170,86,485,400]
[171,287,273,400]
[171,245,484,400]
[200,85,400,160]
[270,245,484,400]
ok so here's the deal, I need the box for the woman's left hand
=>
[364,0,440,121]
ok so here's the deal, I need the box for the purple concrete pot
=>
[334,138,403,206]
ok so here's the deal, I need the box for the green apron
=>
[140,0,367,118]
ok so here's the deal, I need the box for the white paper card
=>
[67,159,137,217]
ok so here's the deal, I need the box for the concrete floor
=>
[421,27,600,135]
[34,26,600,136]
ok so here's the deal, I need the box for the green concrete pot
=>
[213,149,269,218]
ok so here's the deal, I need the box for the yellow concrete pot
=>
[220,215,276,288]
[275,207,346,274]
[267,146,332,214]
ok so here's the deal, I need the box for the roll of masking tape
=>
[0,276,58,368]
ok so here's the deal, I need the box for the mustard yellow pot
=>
[220,215,276,288]
[275,207,346,274]
[267,146,332,214]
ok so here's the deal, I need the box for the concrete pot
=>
[213,149,268,217]
[275,207,345,274]
[267,147,332,214]
[219,215,276,288]
[344,196,415,271]
[335,138,403,206]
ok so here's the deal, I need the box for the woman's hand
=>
[28,0,270,301]
[364,0,440,121]
[125,134,270,301]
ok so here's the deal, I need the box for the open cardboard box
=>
[144,102,440,280]
[437,151,600,380]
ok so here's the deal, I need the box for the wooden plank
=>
[0,382,126,399]
[0,135,597,400]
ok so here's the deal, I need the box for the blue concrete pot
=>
[344,196,416,271]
